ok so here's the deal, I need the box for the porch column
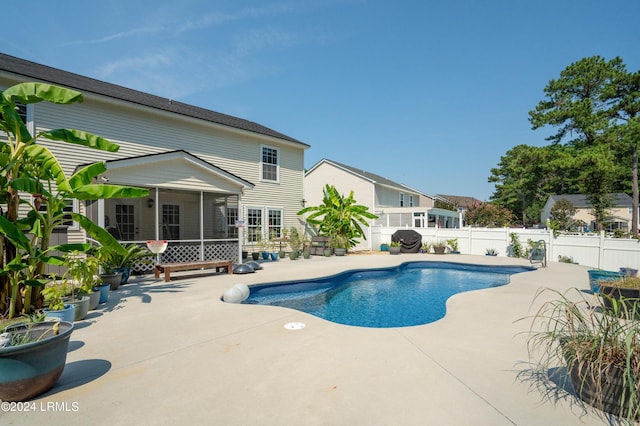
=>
[153,187,160,264]
[200,191,204,261]
[237,193,244,264]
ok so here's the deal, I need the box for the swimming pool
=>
[245,261,533,328]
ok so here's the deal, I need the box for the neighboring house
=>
[436,194,483,211]
[303,159,459,250]
[436,194,483,226]
[0,53,309,266]
[541,193,638,232]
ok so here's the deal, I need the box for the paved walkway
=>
[3,254,617,425]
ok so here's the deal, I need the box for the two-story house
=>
[541,193,638,232]
[0,53,309,266]
[303,159,459,250]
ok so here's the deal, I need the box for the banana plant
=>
[0,82,147,317]
[297,184,378,250]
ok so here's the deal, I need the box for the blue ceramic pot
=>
[0,321,73,401]
[96,284,110,304]
[43,304,75,323]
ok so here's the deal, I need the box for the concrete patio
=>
[2,253,618,425]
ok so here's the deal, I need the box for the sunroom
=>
[83,150,253,272]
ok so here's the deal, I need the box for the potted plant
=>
[288,227,302,260]
[587,269,625,293]
[526,287,640,421]
[389,241,401,255]
[420,242,431,254]
[446,238,460,254]
[0,319,74,402]
[331,234,348,256]
[297,184,378,257]
[257,236,269,260]
[432,241,447,254]
[107,243,153,284]
[61,250,100,316]
[598,275,640,319]
[620,267,639,277]
[485,248,499,256]
[268,233,279,261]
[279,228,288,259]
[41,280,75,323]
[93,245,124,291]
[302,235,312,259]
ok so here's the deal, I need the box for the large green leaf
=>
[0,216,33,252]
[2,82,83,105]
[42,129,120,152]
[8,176,44,195]
[24,144,72,193]
[72,213,127,255]
[72,184,149,200]
[0,102,32,143]
[69,162,107,188]
[49,243,92,253]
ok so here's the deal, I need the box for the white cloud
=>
[62,26,163,47]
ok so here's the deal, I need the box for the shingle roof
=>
[0,53,308,147]
[549,193,632,207]
[436,195,483,209]
[309,159,431,197]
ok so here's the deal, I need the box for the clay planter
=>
[100,273,123,291]
[0,321,74,401]
[63,295,90,321]
[87,290,100,310]
[389,246,401,255]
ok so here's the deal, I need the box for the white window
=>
[15,102,34,136]
[261,146,279,182]
[267,208,283,239]
[162,204,181,240]
[227,207,238,239]
[38,198,79,231]
[246,208,263,243]
[399,193,404,207]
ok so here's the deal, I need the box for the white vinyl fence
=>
[372,226,640,272]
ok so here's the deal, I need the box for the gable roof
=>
[548,193,633,208]
[101,150,254,189]
[307,158,432,198]
[0,53,308,148]
[87,150,254,194]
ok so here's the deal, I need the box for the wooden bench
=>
[309,236,330,256]
[154,260,233,282]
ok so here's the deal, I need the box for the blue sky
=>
[2,1,639,201]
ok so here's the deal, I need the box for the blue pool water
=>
[245,262,533,328]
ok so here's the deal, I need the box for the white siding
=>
[304,163,375,212]
[25,89,305,233]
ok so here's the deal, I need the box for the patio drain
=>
[284,322,306,330]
